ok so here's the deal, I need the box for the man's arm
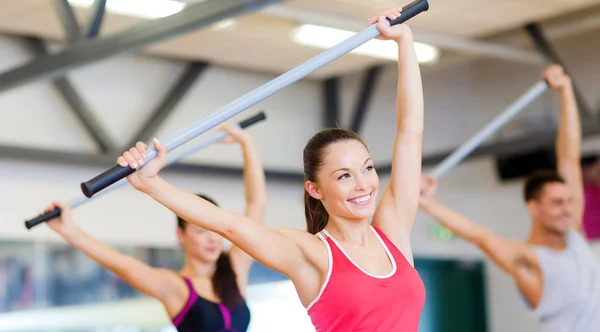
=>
[544,65,584,231]
[418,175,543,306]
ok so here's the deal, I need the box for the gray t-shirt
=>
[526,231,600,332]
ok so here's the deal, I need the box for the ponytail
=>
[304,191,329,234]
[213,252,244,310]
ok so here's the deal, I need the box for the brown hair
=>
[523,170,565,202]
[176,194,243,309]
[303,128,367,234]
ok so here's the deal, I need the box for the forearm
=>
[142,177,237,234]
[63,227,140,277]
[395,32,424,133]
[556,83,581,162]
[420,200,487,245]
[240,138,267,213]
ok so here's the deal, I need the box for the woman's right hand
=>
[419,174,438,206]
[117,138,167,191]
[45,201,78,239]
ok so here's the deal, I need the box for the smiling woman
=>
[303,128,377,235]
[116,7,428,332]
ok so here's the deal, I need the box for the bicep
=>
[477,231,530,276]
[223,215,308,278]
[376,131,423,232]
[118,260,184,303]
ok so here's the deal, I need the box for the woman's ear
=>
[176,227,186,246]
[305,181,323,200]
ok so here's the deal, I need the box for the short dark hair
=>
[523,170,565,202]
[176,194,218,229]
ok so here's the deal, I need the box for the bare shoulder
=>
[273,228,330,307]
[275,228,329,272]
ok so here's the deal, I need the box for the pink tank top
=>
[306,226,426,332]
[583,183,600,240]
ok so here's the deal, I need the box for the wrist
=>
[559,81,574,95]
[138,176,164,195]
[419,198,437,210]
[394,29,414,44]
[61,225,82,242]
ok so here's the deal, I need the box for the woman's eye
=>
[338,173,350,180]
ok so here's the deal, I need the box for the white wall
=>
[1,24,600,332]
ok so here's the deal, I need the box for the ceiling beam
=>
[82,0,107,39]
[261,5,545,66]
[20,37,117,154]
[350,66,382,134]
[52,0,81,42]
[323,77,341,128]
[127,62,209,149]
[0,0,288,95]
[375,123,600,175]
[0,145,304,182]
[524,22,594,120]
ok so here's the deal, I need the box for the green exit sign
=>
[428,224,456,242]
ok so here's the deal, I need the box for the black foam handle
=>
[389,0,429,26]
[81,164,136,198]
[80,111,268,198]
[239,111,266,129]
[25,207,62,229]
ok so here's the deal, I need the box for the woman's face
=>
[177,223,224,263]
[306,139,379,221]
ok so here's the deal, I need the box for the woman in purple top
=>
[42,123,265,332]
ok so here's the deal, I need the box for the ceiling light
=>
[67,0,187,19]
[210,19,237,31]
[293,24,440,64]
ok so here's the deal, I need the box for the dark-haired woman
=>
[42,123,266,332]
[118,8,426,332]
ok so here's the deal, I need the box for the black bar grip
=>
[81,164,136,198]
[389,0,429,26]
[25,207,62,229]
[239,111,266,129]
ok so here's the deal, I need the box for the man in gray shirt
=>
[418,65,600,332]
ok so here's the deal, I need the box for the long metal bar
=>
[24,112,268,229]
[524,22,594,120]
[430,81,549,179]
[80,0,430,198]
[127,62,209,148]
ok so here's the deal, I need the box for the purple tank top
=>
[172,277,251,332]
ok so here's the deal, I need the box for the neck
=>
[325,215,372,246]
[180,255,217,278]
[526,222,568,250]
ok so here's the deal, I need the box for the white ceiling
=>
[0,0,599,79]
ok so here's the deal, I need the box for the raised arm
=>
[370,8,424,248]
[217,124,268,290]
[544,66,584,230]
[119,139,320,299]
[44,201,186,317]
[418,175,543,306]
